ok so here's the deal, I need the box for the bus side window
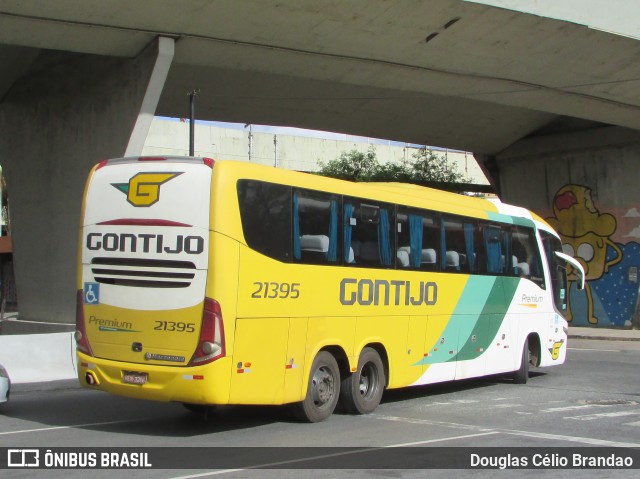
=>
[442,216,475,273]
[237,180,292,262]
[441,219,456,271]
[463,220,479,274]
[344,199,394,268]
[511,225,544,287]
[293,190,341,265]
[482,224,506,275]
[396,208,440,271]
[422,214,440,271]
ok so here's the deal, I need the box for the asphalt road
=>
[1,338,639,478]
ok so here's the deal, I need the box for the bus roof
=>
[212,159,552,230]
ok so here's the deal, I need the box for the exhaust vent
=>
[91,257,196,288]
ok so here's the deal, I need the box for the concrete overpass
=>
[0,0,639,330]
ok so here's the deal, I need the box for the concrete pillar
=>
[491,126,640,328]
[0,37,174,333]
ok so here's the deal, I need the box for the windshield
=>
[540,231,568,317]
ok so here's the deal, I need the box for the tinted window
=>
[236,179,548,283]
[442,216,478,273]
[344,199,394,268]
[512,225,544,287]
[396,208,440,270]
[293,189,341,265]
[237,180,291,262]
[480,223,511,275]
[541,232,567,314]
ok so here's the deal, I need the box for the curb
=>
[9,379,81,394]
[568,334,640,342]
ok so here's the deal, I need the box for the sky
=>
[466,0,640,39]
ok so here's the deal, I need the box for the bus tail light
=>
[189,298,225,365]
[75,290,94,357]
[95,159,109,170]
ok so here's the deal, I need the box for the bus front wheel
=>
[513,338,530,384]
[295,351,340,423]
[340,347,385,414]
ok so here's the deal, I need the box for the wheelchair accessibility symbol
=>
[84,282,100,305]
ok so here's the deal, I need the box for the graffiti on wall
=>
[546,184,640,327]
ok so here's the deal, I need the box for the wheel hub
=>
[312,367,334,405]
[359,375,370,395]
[358,363,377,398]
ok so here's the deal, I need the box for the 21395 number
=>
[153,321,195,332]
[251,282,300,299]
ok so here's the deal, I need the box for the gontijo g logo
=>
[549,339,565,360]
[112,172,182,207]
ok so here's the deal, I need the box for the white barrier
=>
[0,332,77,384]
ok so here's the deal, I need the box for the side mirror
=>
[555,251,585,290]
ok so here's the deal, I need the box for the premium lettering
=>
[521,293,544,304]
[88,315,133,331]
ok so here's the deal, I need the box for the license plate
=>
[122,371,148,385]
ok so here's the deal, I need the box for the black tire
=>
[513,338,530,384]
[295,351,340,423]
[339,347,385,414]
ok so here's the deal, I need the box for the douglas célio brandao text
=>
[470,452,634,469]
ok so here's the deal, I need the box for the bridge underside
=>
[0,1,639,329]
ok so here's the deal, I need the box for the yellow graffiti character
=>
[547,185,622,324]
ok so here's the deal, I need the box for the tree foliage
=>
[317,146,470,185]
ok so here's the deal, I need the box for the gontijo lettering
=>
[86,233,204,254]
[340,278,437,306]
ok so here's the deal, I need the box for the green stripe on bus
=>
[456,276,520,362]
[415,276,522,365]
[416,276,495,366]
[487,212,534,228]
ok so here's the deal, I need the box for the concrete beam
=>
[0,37,174,332]
[496,125,640,210]
[125,37,175,156]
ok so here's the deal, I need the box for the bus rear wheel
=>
[340,347,385,414]
[295,351,340,423]
[513,338,530,384]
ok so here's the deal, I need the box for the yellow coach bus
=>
[76,157,584,422]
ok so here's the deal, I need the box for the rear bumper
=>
[77,351,232,405]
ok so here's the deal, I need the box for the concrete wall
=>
[142,118,489,183]
[0,40,168,331]
[496,126,640,328]
[0,329,76,383]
